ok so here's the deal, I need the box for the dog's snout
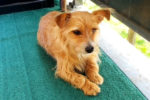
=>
[85,45,94,53]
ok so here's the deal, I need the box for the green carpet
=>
[0,1,147,100]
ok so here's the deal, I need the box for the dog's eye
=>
[73,30,81,35]
[92,28,97,33]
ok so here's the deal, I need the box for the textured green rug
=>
[0,1,147,100]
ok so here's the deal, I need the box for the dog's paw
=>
[82,80,100,96]
[88,73,104,85]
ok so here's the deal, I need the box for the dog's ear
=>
[92,9,110,23]
[56,13,71,28]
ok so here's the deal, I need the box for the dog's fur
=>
[37,10,110,96]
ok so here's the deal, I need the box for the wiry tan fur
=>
[37,10,110,96]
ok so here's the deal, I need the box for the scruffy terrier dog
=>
[37,9,110,96]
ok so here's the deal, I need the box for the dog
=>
[37,9,110,96]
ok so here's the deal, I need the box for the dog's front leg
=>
[85,57,104,85]
[55,60,100,96]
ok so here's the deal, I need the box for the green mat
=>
[0,2,147,100]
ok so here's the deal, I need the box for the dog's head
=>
[56,10,110,54]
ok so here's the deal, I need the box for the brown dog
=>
[37,9,110,96]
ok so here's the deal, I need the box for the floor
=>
[72,5,150,99]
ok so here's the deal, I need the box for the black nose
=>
[85,45,94,53]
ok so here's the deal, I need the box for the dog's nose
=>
[85,45,94,53]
